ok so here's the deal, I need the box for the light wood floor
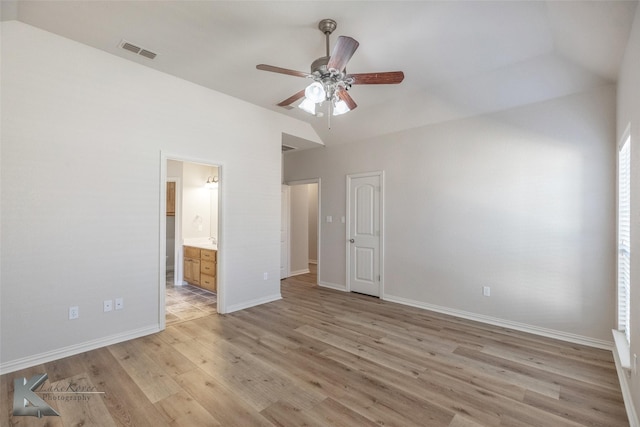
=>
[1,272,628,426]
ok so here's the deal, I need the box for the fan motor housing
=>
[310,56,329,75]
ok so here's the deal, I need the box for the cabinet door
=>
[190,259,200,284]
[183,258,200,285]
[166,182,176,216]
[183,259,192,282]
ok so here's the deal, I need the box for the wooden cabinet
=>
[183,246,217,292]
[199,249,217,292]
[183,246,200,285]
[166,181,176,216]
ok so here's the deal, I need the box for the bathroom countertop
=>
[183,239,217,251]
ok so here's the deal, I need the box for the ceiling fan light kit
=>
[304,81,326,103]
[333,98,350,116]
[256,18,404,125]
[299,97,316,115]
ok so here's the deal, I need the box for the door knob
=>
[349,239,355,243]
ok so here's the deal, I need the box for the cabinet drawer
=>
[184,246,201,259]
[201,260,216,276]
[200,274,216,292]
[201,249,217,262]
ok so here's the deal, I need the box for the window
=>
[618,132,631,343]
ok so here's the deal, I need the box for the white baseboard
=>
[289,268,310,277]
[226,293,282,313]
[319,281,347,292]
[0,325,160,375]
[612,331,639,427]
[383,294,613,350]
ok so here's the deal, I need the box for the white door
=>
[347,173,382,296]
[281,185,290,279]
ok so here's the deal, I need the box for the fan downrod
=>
[312,19,337,74]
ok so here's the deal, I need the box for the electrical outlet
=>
[69,306,79,320]
[103,300,113,312]
[482,286,491,297]
[115,297,124,310]
[263,272,268,280]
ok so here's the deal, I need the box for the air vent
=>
[121,42,141,54]
[139,49,157,60]
[282,145,296,152]
[119,40,157,60]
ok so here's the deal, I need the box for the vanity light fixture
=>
[205,176,218,189]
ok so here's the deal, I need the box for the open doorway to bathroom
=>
[287,180,319,285]
[164,159,220,326]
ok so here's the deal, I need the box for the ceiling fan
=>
[256,19,404,119]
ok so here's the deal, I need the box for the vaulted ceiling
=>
[2,1,637,147]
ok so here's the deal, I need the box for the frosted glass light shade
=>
[333,99,350,116]
[298,97,316,114]
[304,82,326,103]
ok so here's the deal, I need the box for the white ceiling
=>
[2,1,637,147]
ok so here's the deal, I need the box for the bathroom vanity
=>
[183,244,217,292]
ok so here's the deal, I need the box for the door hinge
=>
[378,275,381,282]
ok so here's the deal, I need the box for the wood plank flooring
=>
[1,270,628,426]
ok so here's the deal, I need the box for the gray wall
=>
[290,185,310,275]
[285,84,616,344]
[0,21,319,372]
[289,183,319,275]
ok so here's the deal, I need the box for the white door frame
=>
[346,171,384,297]
[281,185,290,279]
[160,152,226,331]
[286,178,321,284]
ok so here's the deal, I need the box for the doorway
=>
[160,155,222,329]
[346,171,383,297]
[286,180,320,284]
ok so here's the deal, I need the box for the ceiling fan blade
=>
[337,90,357,111]
[348,71,405,85]
[327,36,359,72]
[256,64,312,78]
[277,89,306,107]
